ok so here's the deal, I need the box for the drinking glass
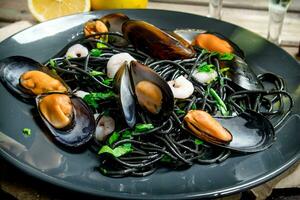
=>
[267,0,292,45]
[208,0,223,19]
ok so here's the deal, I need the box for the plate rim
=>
[0,9,300,199]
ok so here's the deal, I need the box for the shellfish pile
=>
[0,13,293,177]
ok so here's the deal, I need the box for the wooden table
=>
[0,0,299,199]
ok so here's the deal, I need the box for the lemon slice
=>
[28,0,91,22]
[91,0,148,10]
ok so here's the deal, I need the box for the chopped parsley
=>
[194,138,203,145]
[98,144,132,157]
[99,168,108,174]
[191,103,197,110]
[175,109,186,115]
[220,67,230,74]
[197,62,215,73]
[161,155,172,163]
[90,48,102,57]
[83,91,116,109]
[89,70,105,76]
[22,128,31,136]
[97,42,108,49]
[218,52,235,61]
[102,78,114,86]
[49,59,57,68]
[121,130,132,139]
[108,131,120,145]
[134,123,154,133]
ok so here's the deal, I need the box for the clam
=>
[36,93,95,148]
[184,110,275,152]
[0,56,69,101]
[114,61,174,127]
[122,20,195,60]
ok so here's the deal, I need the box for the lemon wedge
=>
[28,0,91,22]
[91,0,148,10]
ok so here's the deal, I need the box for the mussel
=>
[84,19,108,38]
[122,20,195,60]
[184,110,232,144]
[84,13,130,47]
[193,32,244,58]
[100,13,129,33]
[36,93,95,148]
[224,55,263,91]
[173,29,262,90]
[0,56,69,101]
[184,110,275,152]
[173,29,244,58]
[114,60,174,127]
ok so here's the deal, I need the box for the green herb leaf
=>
[175,109,186,115]
[102,78,114,86]
[134,123,154,133]
[90,48,102,57]
[66,55,72,60]
[220,67,230,74]
[89,70,104,76]
[161,155,172,163]
[209,88,229,116]
[219,53,234,61]
[194,138,203,145]
[97,42,108,49]
[210,51,219,57]
[83,91,116,109]
[201,49,210,54]
[99,168,107,174]
[22,128,31,136]
[197,62,215,73]
[51,69,57,74]
[49,59,56,68]
[108,131,120,145]
[191,103,197,110]
[121,130,132,139]
[98,144,132,157]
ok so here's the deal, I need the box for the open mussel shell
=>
[114,61,174,127]
[225,55,264,91]
[114,62,136,127]
[122,20,195,60]
[215,110,275,152]
[100,13,130,33]
[36,93,95,148]
[173,28,206,44]
[173,29,244,59]
[99,13,130,47]
[129,61,174,122]
[0,56,69,102]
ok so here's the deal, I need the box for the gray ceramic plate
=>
[0,9,300,199]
